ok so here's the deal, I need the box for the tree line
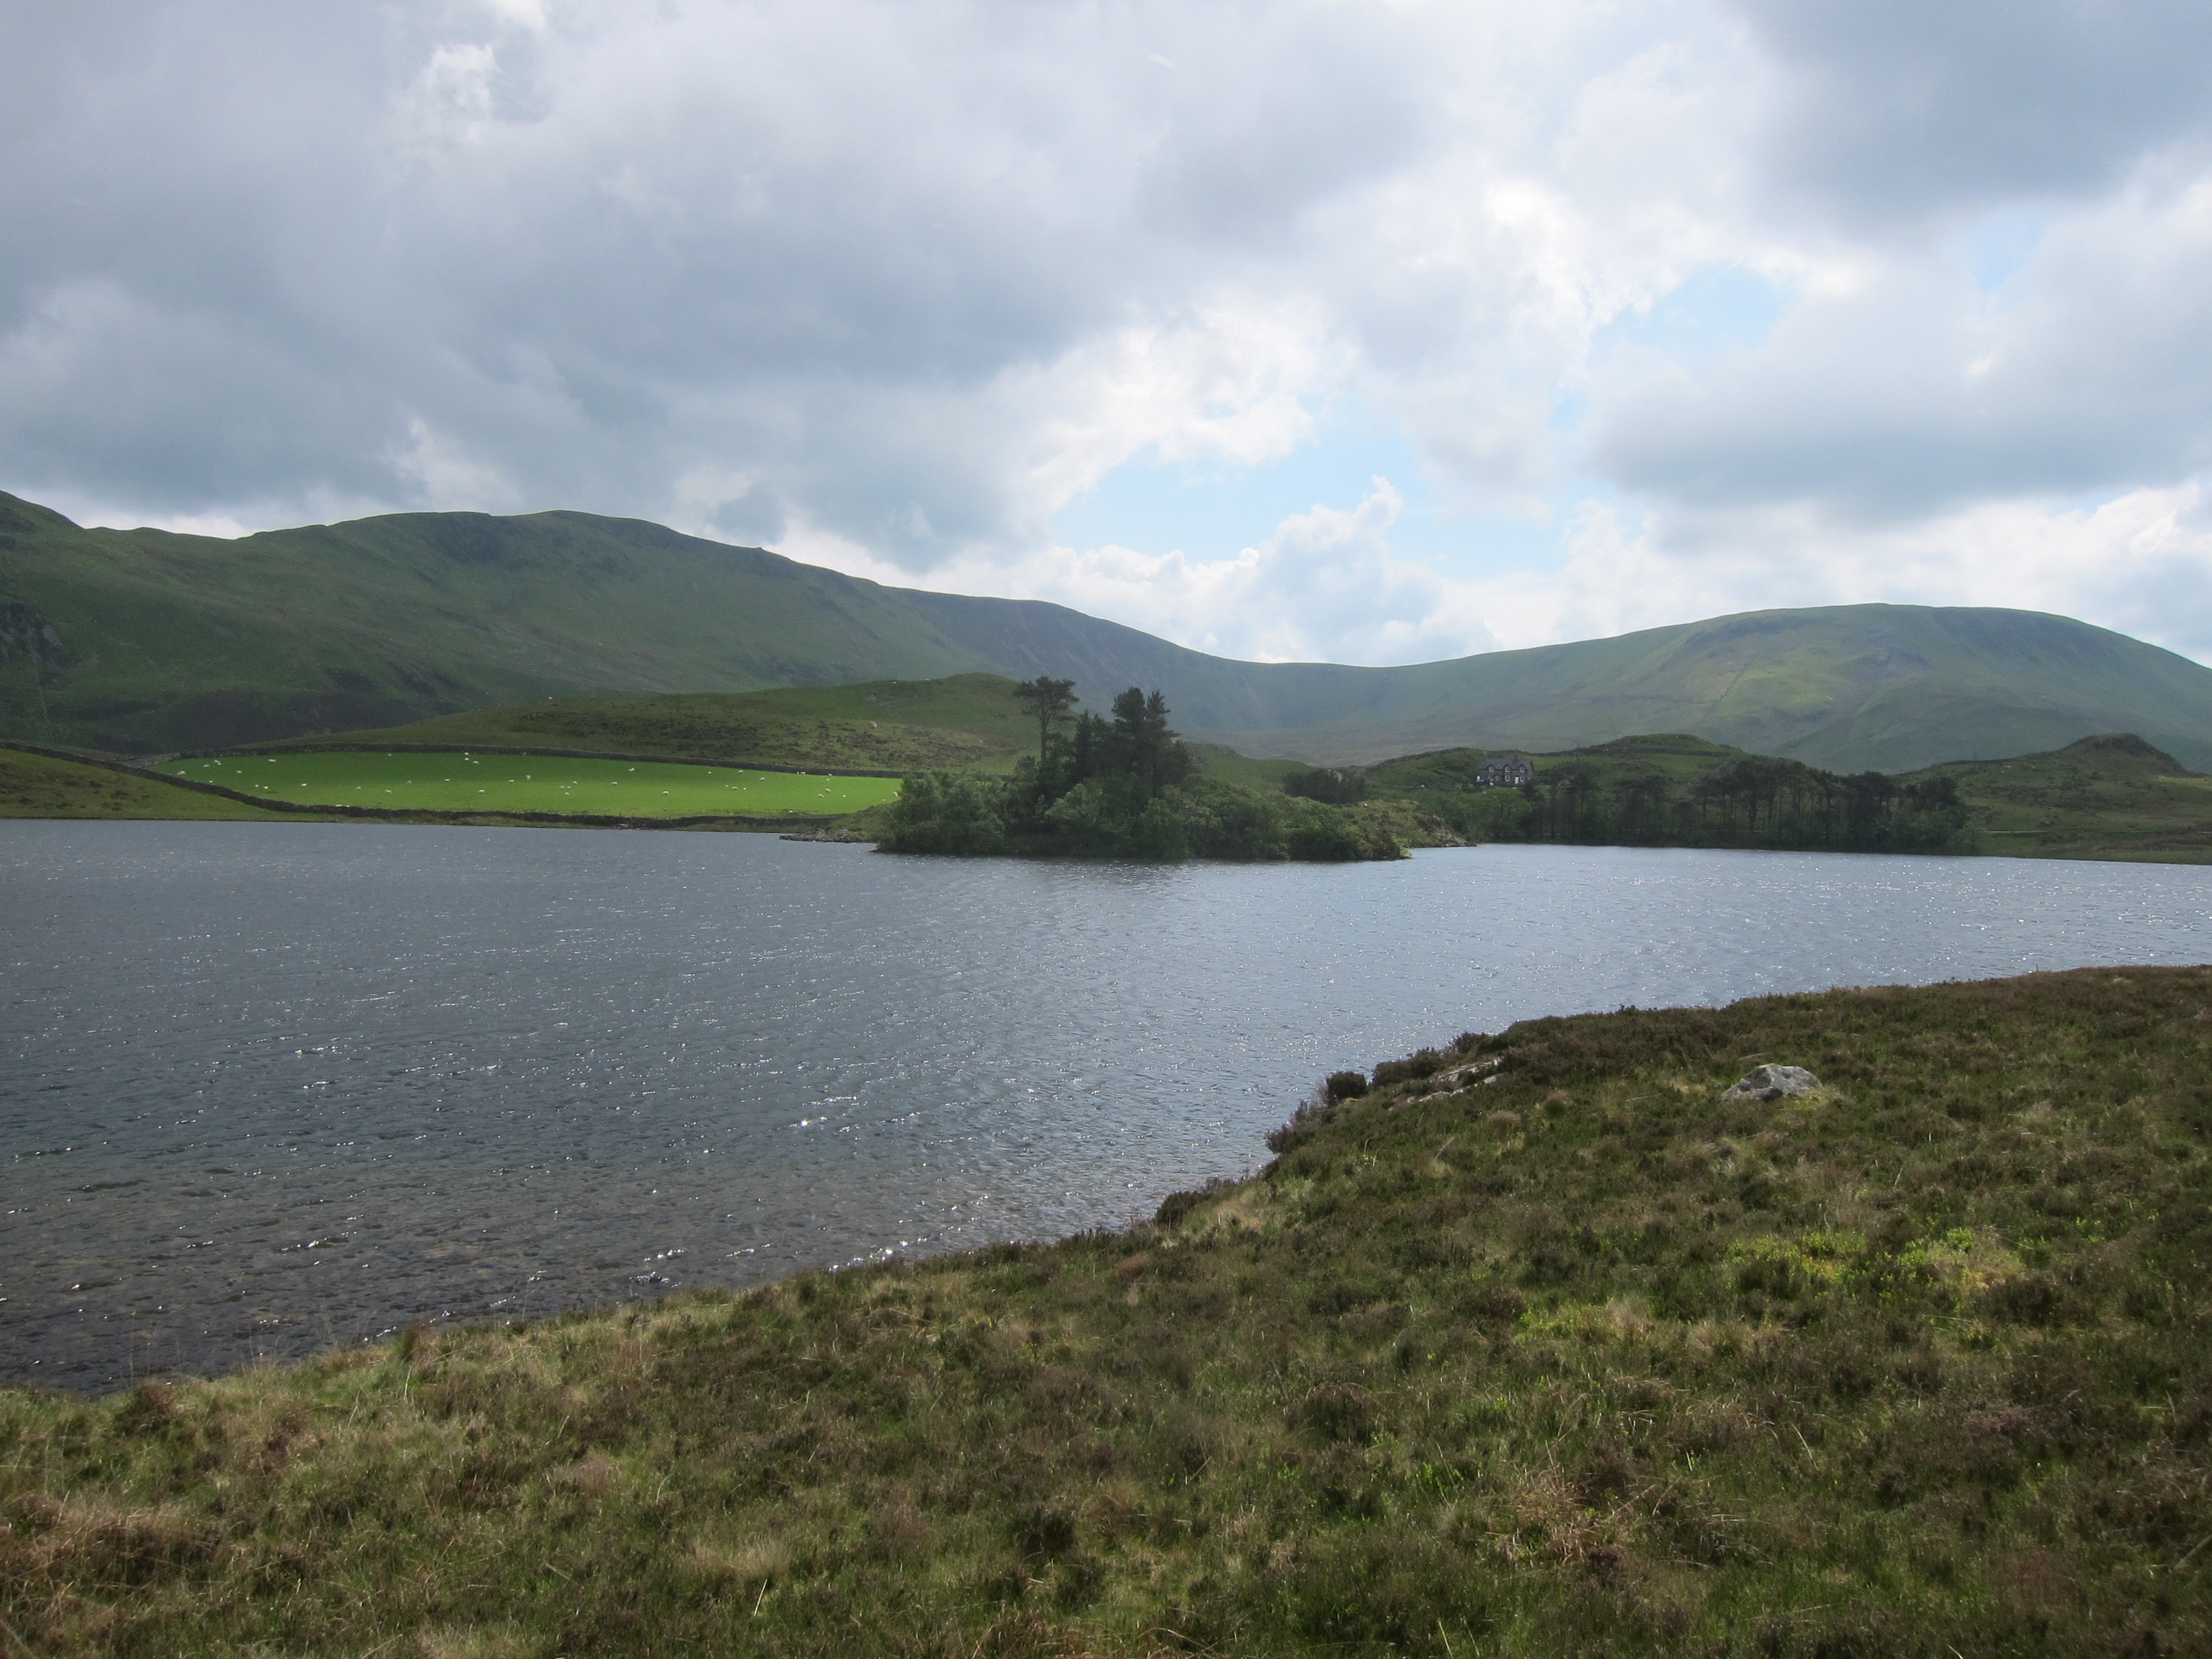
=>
[1435,752,1970,852]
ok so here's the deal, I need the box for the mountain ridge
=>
[4,488,2209,771]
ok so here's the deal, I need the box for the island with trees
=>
[879,679,1419,860]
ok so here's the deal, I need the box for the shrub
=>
[879,771,1009,854]
[1284,808,1371,862]
[1178,779,1285,860]
[1155,1178,1236,1227]
[1323,1070,1369,1102]
[1291,1382,1378,1444]
[1371,1050,1446,1088]
[1008,1504,1077,1563]
[1454,1278,1526,1327]
[1130,796,1188,860]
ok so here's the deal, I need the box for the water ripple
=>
[4,822,2209,1392]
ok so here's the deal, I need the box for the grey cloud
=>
[1731,0,2212,222]
[0,0,1446,560]
[0,280,404,509]
[1129,15,1429,244]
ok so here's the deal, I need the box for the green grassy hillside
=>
[0,491,1034,754]
[1370,733,1746,798]
[1,672,1290,831]
[8,488,2212,770]
[1909,734,2212,862]
[1232,605,2212,772]
[6,967,2210,1655]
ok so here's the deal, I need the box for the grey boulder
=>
[1724,1064,1820,1101]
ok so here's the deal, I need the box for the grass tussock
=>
[7,965,2212,1654]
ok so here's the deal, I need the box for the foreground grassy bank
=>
[7,967,2210,1656]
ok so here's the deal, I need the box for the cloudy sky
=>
[5,1,2211,666]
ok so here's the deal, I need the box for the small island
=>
[877,678,1423,862]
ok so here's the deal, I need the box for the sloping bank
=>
[5,967,2209,1656]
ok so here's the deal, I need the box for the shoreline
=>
[13,739,2212,863]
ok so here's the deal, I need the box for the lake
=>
[5,820,2210,1393]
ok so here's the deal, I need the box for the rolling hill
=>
[6,488,2211,771]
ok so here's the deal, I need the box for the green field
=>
[263,674,1037,774]
[158,751,900,819]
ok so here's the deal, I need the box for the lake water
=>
[5,821,2210,1393]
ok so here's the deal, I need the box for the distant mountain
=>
[5,488,2210,771]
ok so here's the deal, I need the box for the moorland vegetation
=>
[5,965,2209,1655]
[880,680,1415,861]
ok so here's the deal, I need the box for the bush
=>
[1284,806,1372,862]
[1290,1382,1377,1444]
[1323,1071,1369,1102]
[1371,1050,1446,1088]
[1155,1178,1236,1227]
[879,771,1008,854]
[1130,796,1188,860]
[1178,779,1286,860]
[1440,786,1532,842]
[884,739,1398,865]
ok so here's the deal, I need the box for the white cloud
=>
[1460,486,2212,666]
[889,479,1501,666]
[391,417,523,512]
[1005,295,1342,526]
[1592,167,2212,518]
